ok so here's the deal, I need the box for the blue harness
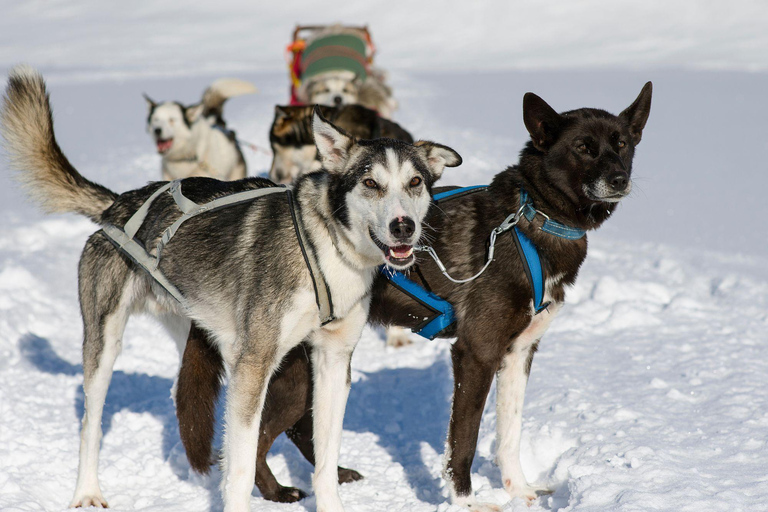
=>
[382,185,586,340]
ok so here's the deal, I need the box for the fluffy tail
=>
[202,78,257,120]
[176,323,225,474]
[1,65,117,223]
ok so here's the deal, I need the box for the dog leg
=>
[220,343,280,512]
[255,345,313,503]
[286,412,364,485]
[496,309,559,502]
[157,312,191,406]
[495,339,544,502]
[70,268,133,508]
[311,303,367,512]
[444,340,502,512]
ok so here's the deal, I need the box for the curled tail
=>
[1,65,117,223]
[201,78,258,122]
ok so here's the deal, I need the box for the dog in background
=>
[269,103,413,184]
[144,78,257,181]
[295,25,398,118]
[175,83,652,510]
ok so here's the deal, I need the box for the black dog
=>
[176,83,652,508]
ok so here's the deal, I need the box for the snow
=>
[1,3,768,512]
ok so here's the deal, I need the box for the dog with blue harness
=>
[174,83,653,510]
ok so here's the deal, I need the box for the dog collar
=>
[519,189,586,240]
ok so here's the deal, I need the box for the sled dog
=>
[1,66,461,512]
[175,83,653,509]
[144,77,256,181]
[270,104,413,184]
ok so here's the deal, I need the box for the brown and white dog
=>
[144,78,257,181]
[176,84,652,510]
[269,103,413,184]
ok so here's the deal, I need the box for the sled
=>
[285,24,376,105]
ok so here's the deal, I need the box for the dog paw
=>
[337,467,363,484]
[263,485,307,503]
[504,479,553,502]
[69,494,108,508]
[466,502,502,512]
[454,495,502,512]
[386,326,412,348]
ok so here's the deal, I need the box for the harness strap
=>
[382,267,454,339]
[510,227,549,313]
[102,223,189,308]
[101,180,335,324]
[289,193,335,325]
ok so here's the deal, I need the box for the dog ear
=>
[523,93,563,152]
[185,103,205,124]
[312,106,353,172]
[414,141,462,179]
[274,105,289,120]
[143,93,157,111]
[620,81,652,145]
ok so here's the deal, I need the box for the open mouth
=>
[370,230,415,267]
[156,138,173,154]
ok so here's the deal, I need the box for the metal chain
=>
[416,204,526,284]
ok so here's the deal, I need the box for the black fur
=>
[174,84,653,504]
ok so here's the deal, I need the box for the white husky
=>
[144,78,257,181]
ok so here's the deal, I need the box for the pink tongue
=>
[157,139,172,152]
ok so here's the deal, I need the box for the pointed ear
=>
[143,93,157,110]
[274,105,289,120]
[185,103,205,124]
[620,81,652,145]
[312,106,353,171]
[414,141,462,180]
[523,93,564,152]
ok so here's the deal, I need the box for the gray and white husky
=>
[1,66,460,512]
[144,77,256,181]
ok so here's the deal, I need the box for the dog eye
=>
[363,178,378,189]
[577,143,588,152]
[409,176,422,187]
[617,140,626,148]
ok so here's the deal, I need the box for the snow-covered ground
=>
[2,3,768,512]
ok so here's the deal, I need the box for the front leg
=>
[496,306,559,502]
[445,339,502,512]
[310,301,368,512]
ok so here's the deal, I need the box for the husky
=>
[270,103,413,184]
[144,77,257,181]
[174,83,653,509]
[300,70,397,119]
[0,66,461,511]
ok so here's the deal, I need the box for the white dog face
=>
[144,96,204,155]
[304,71,360,107]
[312,111,462,270]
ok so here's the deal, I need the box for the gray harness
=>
[101,180,335,324]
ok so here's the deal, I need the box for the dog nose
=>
[389,217,415,241]
[333,95,343,106]
[607,171,629,191]
[154,127,162,137]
